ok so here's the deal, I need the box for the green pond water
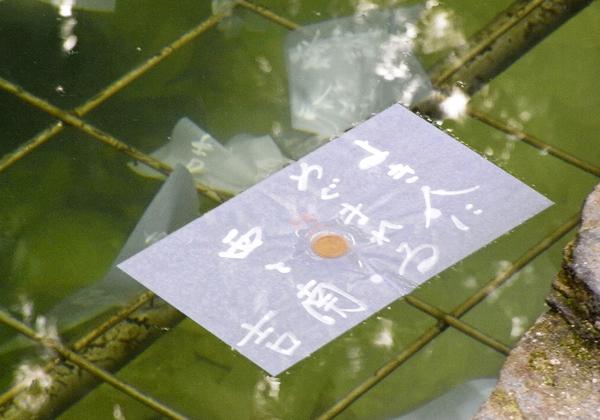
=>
[0,0,599,418]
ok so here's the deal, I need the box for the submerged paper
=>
[0,166,199,356]
[286,5,432,138]
[119,104,552,375]
[130,118,290,195]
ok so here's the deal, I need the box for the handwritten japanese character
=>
[290,162,323,191]
[320,178,340,200]
[421,185,480,230]
[387,163,419,183]
[191,134,214,157]
[265,262,291,274]
[266,332,302,356]
[452,203,484,231]
[186,157,205,175]
[396,243,439,275]
[237,311,276,346]
[296,280,367,325]
[353,140,389,170]
[237,311,302,357]
[370,221,404,245]
[219,227,264,259]
[339,203,369,226]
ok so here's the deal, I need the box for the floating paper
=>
[119,104,552,375]
[130,118,290,195]
[286,5,432,138]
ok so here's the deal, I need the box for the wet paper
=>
[130,117,290,195]
[286,5,432,138]
[119,104,552,375]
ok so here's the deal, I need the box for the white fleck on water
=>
[13,363,53,412]
[113,404,126,420]
[265,376,280,399]
[419,6,465,54]
[462,275,478,289]
[373,318,394,349]
[347,345,363,373]
[15,295,34,324]
[510,316,527,338]
[256,56,273,73]
[34,316,59,343]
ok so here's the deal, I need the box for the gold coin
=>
[311,233,349,259]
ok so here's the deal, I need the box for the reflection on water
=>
[41,0,116,53]
[439,87,469,120]
[0,0,599,418]
[418,0,465,54]
[40,0,116,13]
[12,361,54,412]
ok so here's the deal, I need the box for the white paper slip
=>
[119,104,552,375]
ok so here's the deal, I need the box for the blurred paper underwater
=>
[285,4,433,138]
[129,118,291,195]
[0,165,199,355]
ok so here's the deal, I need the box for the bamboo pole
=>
[428,0,594,95]
[0,298,186,419]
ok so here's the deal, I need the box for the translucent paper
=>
[130,118,290,195]
[285,5,432,138]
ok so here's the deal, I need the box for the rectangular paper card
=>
[119,104,552,375]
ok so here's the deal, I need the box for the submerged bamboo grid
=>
[0,0,597,418]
